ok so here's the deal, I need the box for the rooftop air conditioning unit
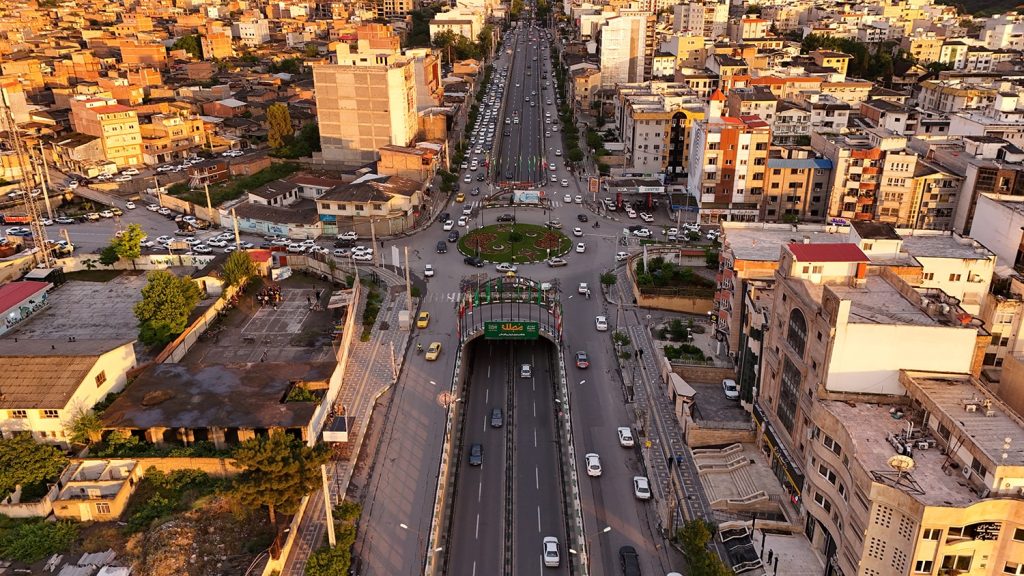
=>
[965,403,978,413]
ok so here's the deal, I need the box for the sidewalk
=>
[281,292,412,575]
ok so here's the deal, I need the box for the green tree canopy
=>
[221,250,257,287]
[172,34,202,59]
[267,103,294,149]
[133,270,203,347]
[99,244,120,267]
[0,434,69,499]
[676,520,734,576]
[231,432,329,525]
[111,223,145,262]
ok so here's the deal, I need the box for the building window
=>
[777,357,801,432]
[813,490,832,513]
[941,554,972,572]
[1014,527,1024,542]
[923,528,942,540]
[1004,562,1024,575]
[914,560,933,573]
[970,458,988,478]
[96,502,111,515]
[95,371,106,387]
[354,204,364,212]
[949,273,961,282]
[818,463,837,485]
[822,434,842,456]
[922,272,934,281]
[42,410,59,419]
[10,410,27,419]
[786,309,807,357]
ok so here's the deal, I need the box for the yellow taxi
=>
[455,192,465,203]
[416,311,430,329]
[425,342,442,361]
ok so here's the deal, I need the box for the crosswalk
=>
[456,200,568,210]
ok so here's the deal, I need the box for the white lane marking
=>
[533,428,537,448]
[472,561,477,576]
[478,480,483,503]
[430,380,436,386]
[533,401,536,418]
[485,388,489,403]
[537,506,541,532]
[535,466,539,490]
[475,513,480,539]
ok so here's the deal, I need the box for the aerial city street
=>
[2,0,1024,575]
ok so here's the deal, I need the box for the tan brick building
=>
[70,97,142,168]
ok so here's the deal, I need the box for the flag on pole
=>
[485,282,492,304]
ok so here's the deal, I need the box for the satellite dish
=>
[889,455,916,472]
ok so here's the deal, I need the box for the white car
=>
[572,227,583,237]
[639,212,654,223]
[563,194,572,203]
[125,201,136,210]
[632,228,652,238]
[121,168,140,176]
[146,204,161,212]
[207,239,228,247]
[722,378,740,400]
[155,235,173,244]
[585,453,602,477]
[667,227,679,237]
[457,216,469,227]
[333,248,350,258]
[443,220,455,231]
[555,149,562,156]
[339,231,359,241]
[496,262,518,273]
[615,251,629,262]
[595,316,608,331]
[542,536,560,568]
[574,195,583,204]
[352,246,374,256]
[618,427,635,447]
[561,179,569,187]
[424,264,434,277]
[463,174,472,183]
[521,363,532,378]
[462,205,473,216]
[633,476,652,500]
[576,242,585,253]
[192,244,213,254]
[287,243,307,253]
[99,210,114,218]
[40,218,53,226]
[550,174,558,182]
[352,252,373,262]
[578,282,589,294]
[113,175,132,182]
[272,238,291,246]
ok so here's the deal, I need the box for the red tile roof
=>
[0,281,50,313]
[787,243,868,263]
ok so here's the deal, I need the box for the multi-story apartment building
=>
[617,82,704,176]
[371,0,414,19]
[569,65,602,111]
[69,96,142,168]
[313,44,419,165]
[201,22,234,60]
[794,93,851,135]
[761,145,832,222]
[918,79,997,114]
[979,12,1024,50]
[140,113,206,166]
[725,86,777,124]
[688,91,771,223]
[901,33,944,64]
[905,159,962,231]
[672,1,728,39]
[405,48,443,111]
[232,19,271,46]
[813,132,883,223]
[599,14,649,88]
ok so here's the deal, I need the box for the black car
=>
[438,212,451,223]
[464,255,484,267]
[469,443,483,466]
[577,213,589,223]
[471,188,480,196]
[505,171,514,179]
[436,241,448,253]
[497,214,515,223]
[334,239,354,248]
[476,174,485,181]
[448,230,460,242]
[619,546,641,576]
[490,408,503,428]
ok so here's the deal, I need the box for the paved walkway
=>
[281,292,411,575]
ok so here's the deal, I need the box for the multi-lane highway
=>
[498,24,545,185]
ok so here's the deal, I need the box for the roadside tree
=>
[133,270,203,347]
[231,432,329,525]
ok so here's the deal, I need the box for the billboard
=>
[589,178,600,195]
[484,321,540,340]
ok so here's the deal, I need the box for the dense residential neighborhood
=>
[0,0,1024,575]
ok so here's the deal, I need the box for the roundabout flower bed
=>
[458,223,572,263]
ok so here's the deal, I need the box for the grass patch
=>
[634,256,715,295]
[458,223,571,263]
[0,517,79,563]
[664,343,710,363]
[64,269,123,282]
[122,468,226,534]
[360,285,383,341]
[172,162,300,206]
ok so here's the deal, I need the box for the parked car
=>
[595,316,608,331]
[722,378,740,400]
[633,476,652,500]
[620,546,642,576]
[617,427,635,447]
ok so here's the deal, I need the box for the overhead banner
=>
[513,190,542,204]
[484,321,540,340]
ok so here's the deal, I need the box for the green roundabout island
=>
[457,223,573,263]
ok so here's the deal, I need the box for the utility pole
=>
[321,464,336,547]
[370,220,378,266]
[231,207,241,247]
[404,245,413,315]
[36,141,54,219]
[4,105,52,267]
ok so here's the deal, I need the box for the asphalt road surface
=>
[498,25,545,185]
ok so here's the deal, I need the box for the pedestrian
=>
[767,549,773,564]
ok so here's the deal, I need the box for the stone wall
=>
[685,421,756,448]
[672,363,736,384]
[108,457,239,478]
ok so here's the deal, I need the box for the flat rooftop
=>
[906,373,1024,468]
[722,223,853,262]
[101,361,332,430]
[821,275,939,326]
[823,400,979,507]
[901,234,993,261]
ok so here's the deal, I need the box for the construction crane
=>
[2,102,54,268]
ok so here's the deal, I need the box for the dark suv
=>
[464,255,484,267]
[490,408,503,428]
[436,241,448,254]
[448,230,460,242]
[469,443,483,466]
[619,546,641,576]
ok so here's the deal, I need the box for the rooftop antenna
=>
[2,101,53,268]
[888,454,915,489]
